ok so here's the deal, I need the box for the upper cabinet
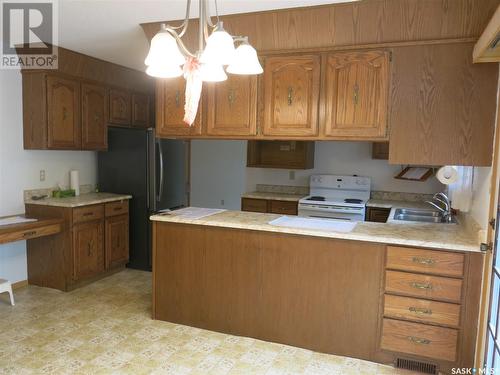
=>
[81,83,108,150]
[389,43,498,166]
[109,89,132,126]
[324,51,390,139]
[156,77,202,137]
[206,75,257,136]
[132,93,151,128]
[262,55,321,137]
[46,75,81,149]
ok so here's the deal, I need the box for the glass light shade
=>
[144,30,185,67]
[146,64,183,78]
[226,43,263,75]
[200,28,235,65]
[199,63,227,82]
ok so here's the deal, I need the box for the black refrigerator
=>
[98,127,188,271]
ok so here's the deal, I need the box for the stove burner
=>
[307,196,325,201]
[344,198,363,204]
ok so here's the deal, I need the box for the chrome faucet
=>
[426,192,453,223]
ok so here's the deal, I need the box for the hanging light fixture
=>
[144,0,262,81]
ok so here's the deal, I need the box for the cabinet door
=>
[109,89,131,125]
[324,50,389,138]
[132,93,150,128]
[263,55,320,137]
[105,214,129,269]
[156,78,202,136]
[46,75,81,149]
[207,75,257,136]
[73,220,104,280]
[81,83,108,150]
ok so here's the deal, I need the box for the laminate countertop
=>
[25,193,132,208]
[150,209,481,253]
[241,192,306,202]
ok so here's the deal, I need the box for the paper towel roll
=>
[436,166,458,185]
[70,170,80,196]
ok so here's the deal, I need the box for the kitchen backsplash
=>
[256,184,309,195]
[370,191,434,202]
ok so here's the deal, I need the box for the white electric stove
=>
[298,174,371,222]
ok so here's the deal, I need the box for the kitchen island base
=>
[152,220,482,374]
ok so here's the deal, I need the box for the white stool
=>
[0,279,14,306]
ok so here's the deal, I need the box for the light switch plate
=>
[39,170,46,181]
[289,171,295,180]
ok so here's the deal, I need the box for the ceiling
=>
[59,0,355,71]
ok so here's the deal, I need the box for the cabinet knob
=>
[353,83,359,105]
[228,89,235,106]
[287,87,293,106]
[175,90,181,107]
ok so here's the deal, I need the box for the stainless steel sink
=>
[393,208,457,224]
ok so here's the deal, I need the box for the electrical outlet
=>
[39,170,46,182]
[289,171,295,180]
[220,199,225,206]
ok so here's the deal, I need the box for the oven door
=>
[298,204,365,222]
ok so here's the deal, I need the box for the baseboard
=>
[12,280,28,289]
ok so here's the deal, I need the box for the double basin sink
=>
[393,208,457,224]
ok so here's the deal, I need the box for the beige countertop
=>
[150,209,481,253]
[242,192,306,202]
[25,192,132,208]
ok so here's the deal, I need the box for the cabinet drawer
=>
[73,205,104,224]
[387,246,464,277]
[0,223,61,244]
[380,319,458,361]
[384,294,460,327]
[105,201,129,217]
[269,200,298,215]
[385,270,462,303]
[381,318,458,362]
[241,198,268,213]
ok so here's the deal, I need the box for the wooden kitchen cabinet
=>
[132,92,150,128]
[105,214,129,269]
[389,42,498,166]
[46,75,81,149]
[323,50,390,139]
[365,207,390,222]
[156,77,202,136]
[241,197,298,215]
[25,199,130,291]
[206,75,257,136]
[247,140,315,169]
[109,89,132,125]
[262,55,321,137]
[372,142,389,160]
[73,220,104,280]
[81,83,108,150]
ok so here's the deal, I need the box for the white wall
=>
[190,140,247,210]
[247,142,444,193]
[471,167,492,230]
[0,70,97,283]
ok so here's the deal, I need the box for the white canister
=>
[70,170,80,196]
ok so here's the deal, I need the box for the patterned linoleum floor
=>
[0,269,422,375]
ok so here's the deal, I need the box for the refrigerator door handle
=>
[157,139,164,202]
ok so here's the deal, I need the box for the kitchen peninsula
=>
[151,209,483,374]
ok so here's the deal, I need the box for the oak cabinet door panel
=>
[73,221,104,280]
[109,89,131,125]
[82,83,108,150]
[105,214,129,269]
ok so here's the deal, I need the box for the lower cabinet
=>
[241,197,298,215]
[73,220,104,280]
[25,200,130,291]
[366,207,391,222]
[105,214,129,269]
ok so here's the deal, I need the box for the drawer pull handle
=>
[83,212,94,217]
[409,306,432,315]
[408,336,431,345]
[410,282,433,290]
[23,230,37,238]
[412,257,435,265]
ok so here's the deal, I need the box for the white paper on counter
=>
[269,216,357,233]
[0,216,37,227]
[166,207,226,220]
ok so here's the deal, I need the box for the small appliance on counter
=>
[298,174,371,221]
